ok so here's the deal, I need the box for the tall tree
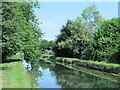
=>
[2,2,43,61]
[53,20,74,57]
[81,4,102,36]
[94,18,120,63]
[53,17,86,58]
[80,4,103,60]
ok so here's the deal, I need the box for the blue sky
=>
[34,2,118,41]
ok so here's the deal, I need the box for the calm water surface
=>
[22,60,120,88]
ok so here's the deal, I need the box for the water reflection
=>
[22,60,120,88]
[50,64,120,88]
[22,60,32,71]
[38,67,61,88]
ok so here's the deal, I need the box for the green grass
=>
[41,54,120,67]
[78,60,120,67]
[0,61,33,88]
[56,57,120,67]
[41,54,55,61]
[7,52,24,60]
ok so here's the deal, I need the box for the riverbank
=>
[40,54,120,74]
[1,52,38,88]
[0,61,33,88]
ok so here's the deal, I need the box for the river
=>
[22,60,120,88]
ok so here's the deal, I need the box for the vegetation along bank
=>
[40,54,120,74]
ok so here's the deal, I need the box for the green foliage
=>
[39,39,55,52]
[53,5,102,59]
[94,18,120,63]
[53,20,74,57]
[48,40,55,50]
[53,5,120,64]
[81,4,102,34]
[2,2,43,62]
[2,2,22,58]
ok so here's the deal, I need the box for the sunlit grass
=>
[79,60,120,67]
[41,54,120,67]
[7,52,24,60]
[0,61,32,88]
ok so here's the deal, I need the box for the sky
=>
[34,2,118,41]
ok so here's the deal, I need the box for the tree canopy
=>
[2,2,43,62]
[2,3,120,64]
[53,5,120,64]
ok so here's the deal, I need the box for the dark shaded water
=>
[22,60,120,88]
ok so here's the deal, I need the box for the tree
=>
[2,2,43,62]
[94,18,120,63]
[53,20,74,57]
[53,17,86,58]
[38,39,55,53]
[2,2,23,59]
[81,4,103,60]
[81,4,102,36]
[48,40,55,50]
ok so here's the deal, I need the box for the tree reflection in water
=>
[23,60,120,88]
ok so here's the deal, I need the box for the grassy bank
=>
[40,54,120,74]
[0,61,33,88]
[3,52,24,63]
[1,53,38,88]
